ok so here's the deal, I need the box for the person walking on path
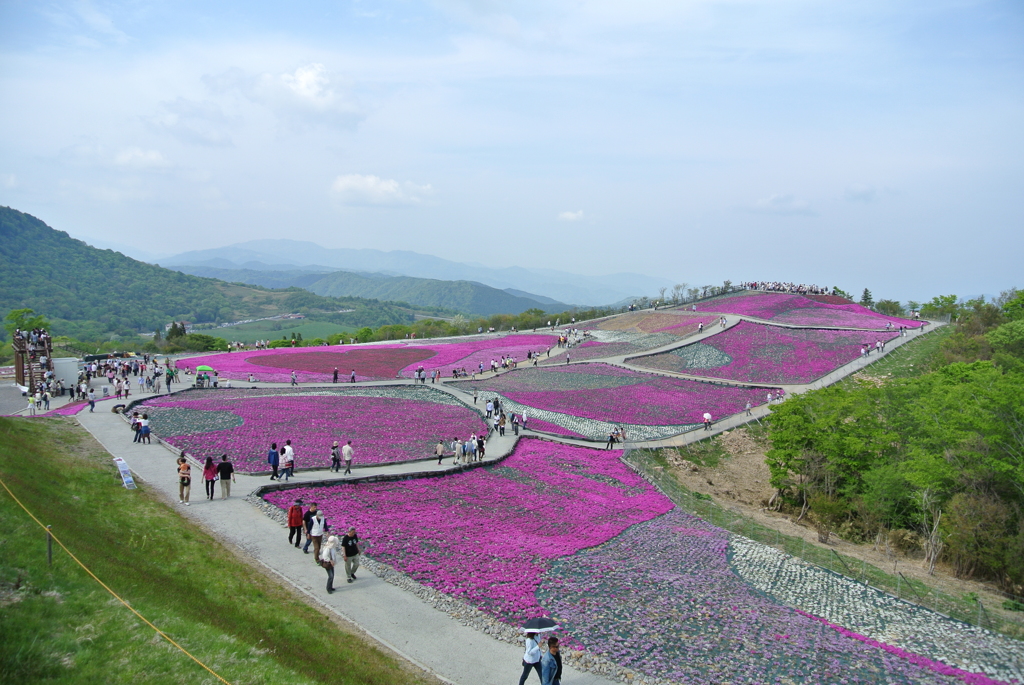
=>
[281,440,295,481]
[499,413,506,436]
[290,370,298,386]
[542,637,562,685]
[512,413,520,435]
[321,535,338,593]
[267,442,280,480]
[518,632,543,685]
[139,413,151,444]
[216,454,235,499]
[486,400,493,418]
[87,388,96,412]
[473,389,478,404]
[349,369,356,383]
[330,441,342,472]
[287,500,304,547]
[302,503,320,554]
[202,456,218,501]
[435,440,446,465]
[333,367,339,383]
[341,527,361,582]
[745,401,752,417]
[306,508,327,561]
[703,412,712,431]
[342,440,354,475]
[565,353,570,365]
[477,435,486,460]
[176,454,191,506]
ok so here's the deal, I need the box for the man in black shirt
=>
[216,454,236,499]
[302,504,319,554]
[341,527,361,582]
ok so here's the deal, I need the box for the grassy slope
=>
[214,320,355,343]
[0,417,435,685]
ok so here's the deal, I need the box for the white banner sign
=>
[113,457,137,490]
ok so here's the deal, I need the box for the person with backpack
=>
[267,442,280,480]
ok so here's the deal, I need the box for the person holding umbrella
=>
[518,618,558,685]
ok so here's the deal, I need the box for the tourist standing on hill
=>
[281,440,295,480]
[342,440,354,475]
[518,632,543,685]
[330,441,342,472]
[333,367,339,383]
[321,535,338,593]
[267,442,280,480]
[217,454,235,498]
[176,454,191,506]
[341,527,361,582]
[202,456,218,501]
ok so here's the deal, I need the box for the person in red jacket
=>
[287,500,304,548]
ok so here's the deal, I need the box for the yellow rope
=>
[0,476,233,685]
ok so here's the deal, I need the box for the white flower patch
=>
[729,537,1024,682]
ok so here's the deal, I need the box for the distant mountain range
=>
[0,207,414,339]
[173,264,567,317]
[160,240,672,306]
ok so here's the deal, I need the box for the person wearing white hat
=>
[321,536,338,594]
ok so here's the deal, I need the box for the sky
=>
[1,0,1022,303]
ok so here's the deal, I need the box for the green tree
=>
[988,319,1024,372]
[859,289,874,309]
[921,294,960,320]
[3,308,50,339]
[1002,289,1024,321]
[875,299,903,316]
[833,287,852,300]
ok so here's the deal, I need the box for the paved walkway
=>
[74,408,611,685]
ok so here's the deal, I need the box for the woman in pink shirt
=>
[202,456,218,501]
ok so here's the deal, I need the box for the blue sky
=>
[1,0,1021,301]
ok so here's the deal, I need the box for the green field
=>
[205,319,355,344]
[0,418,435,685]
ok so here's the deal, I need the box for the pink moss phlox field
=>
[634,322,901,384]
[460,363,775,425]
[176,345,411,383]
[175,334,557,383]
[141,391,487,471]
[38,394,119,416]
[696,292,922,329]
[401,334,557,377]
[525,417,589,439]
[795,611,1007,685]
[263,439,674,623]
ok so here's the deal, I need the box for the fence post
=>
[977,599,983,628]
[46,525,53,566]
[896,574,902,599]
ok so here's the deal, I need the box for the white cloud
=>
[205,63,363,129]
[331,174,431,205]
[844,185,877,203]
[144,98,234,147]
[749,194,815,216]
[558,210,584,221]
[114,147,170,169]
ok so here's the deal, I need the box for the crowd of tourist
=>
[741,281,833,295]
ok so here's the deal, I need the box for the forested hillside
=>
[175,264,564,316]
[0,207,412,339]
[766,292,1024,591]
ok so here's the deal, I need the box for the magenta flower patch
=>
[540,509,967,684]
[262,438,674,623]
[456,363,774,426]
[633,322,900,384]
[140,387,487,472]
[176,334,558,383]
[693,292,923,329]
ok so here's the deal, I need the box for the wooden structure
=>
[12,334,53,395]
